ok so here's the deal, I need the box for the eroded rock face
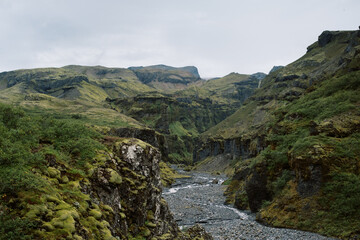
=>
[194,135,266,163]
[109,127,169,161]
[85,140,180,239]
[318,31,334,47]
[245,163,271,212]
[186,224,213,240]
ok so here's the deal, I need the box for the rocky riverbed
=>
[163,169,337,240]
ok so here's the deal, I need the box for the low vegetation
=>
[0,104,104,239]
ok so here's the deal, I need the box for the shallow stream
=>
[163,168,336,240]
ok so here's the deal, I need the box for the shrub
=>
[0,215,37,240]
[0,104,104,195]
[322,172,360,218]
[271,170,293,196]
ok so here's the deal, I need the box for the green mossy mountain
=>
[197,30,360,239]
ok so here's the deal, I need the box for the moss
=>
[80,216,102,236]
[56,209,80,221]
[145,221,157,228]
[78,200,90,215]
[25,204,48,219]
[159,161,190,187]
[73,235,84,240]
[107,168,122,184]
[124,177,136,187]
[141,227,151,237]
[61,175,69,183]
[42,222,55,231]
[131,189,139,195]
[47,167,61,179]
[147,210,155,221]
[101,204,114,213]
[100,220,116,240]
[51,214,76,233]
[137,182,147,190]
[116,138,151,150]
[89,209,102,220]
[157,233,172,240]
[55,202,72,211]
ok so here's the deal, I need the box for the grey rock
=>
[318,30,334,47]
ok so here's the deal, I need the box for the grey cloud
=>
[0,0,359,77]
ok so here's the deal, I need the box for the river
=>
[163,169,337,240]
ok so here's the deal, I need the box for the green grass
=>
[0,104,103,195]
[0,215,37,240]
[169,121,191,137]
[286,72,360,121]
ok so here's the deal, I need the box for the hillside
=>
[0,64,259,165]
[196,30,360,239]
[0,104,215,240]
[175,72,265,105]
[106,72,263,163]
[202,30,359,139]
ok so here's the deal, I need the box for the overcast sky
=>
[0,0,358,78]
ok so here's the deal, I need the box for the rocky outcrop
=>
[83,140,179,239]
[245,163,271,212]
[14,138,183,240]
[318,31,334,47]
[108,127,169,161]
[185,224,213,240]
[194,135,266,163]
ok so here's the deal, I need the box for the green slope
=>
[202,30,360,140]
[0,67,147,129]
[201,30,360,239]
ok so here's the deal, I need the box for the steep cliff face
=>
[106,72,264,164]
[84,139,180,239]
[108,127,169,161]
[197,30,360,239]
[108,93,237,164]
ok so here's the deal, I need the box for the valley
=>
[0,29,359,239]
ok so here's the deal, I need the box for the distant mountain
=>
[0,63,259,164]
[128,64,202,91]
[129,64,200,78]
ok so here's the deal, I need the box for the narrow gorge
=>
[0,29,359,240]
